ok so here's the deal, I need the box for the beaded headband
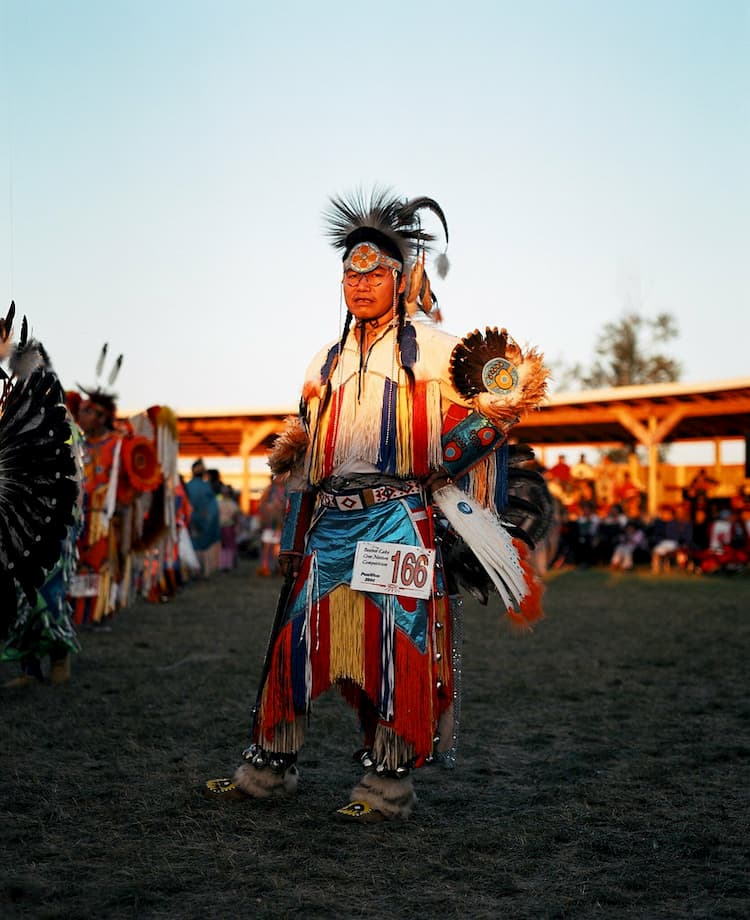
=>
[343,242,402,275]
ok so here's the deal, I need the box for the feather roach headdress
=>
[324,187,450,319]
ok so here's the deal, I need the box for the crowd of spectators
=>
[544,453,750,575]
[181,453,750,579]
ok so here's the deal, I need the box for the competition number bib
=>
[350,540,435,600]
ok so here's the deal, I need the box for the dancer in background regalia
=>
[0,303,82,686]
[67,348,161,626]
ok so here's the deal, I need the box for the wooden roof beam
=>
[613,406,685,448]
[238,420,283,457]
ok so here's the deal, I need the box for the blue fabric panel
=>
[290,614,307,712]
[377,377,397,474]
[494,441,509,511]
[280,492,303,553]
[285,494,430,653]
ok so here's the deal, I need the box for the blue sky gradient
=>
[2,0,748,429]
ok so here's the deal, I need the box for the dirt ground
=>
[2,563,749,920]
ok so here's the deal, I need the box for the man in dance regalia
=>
[66,360,126,626]
[206,189,550,820]
[67,349,162,625]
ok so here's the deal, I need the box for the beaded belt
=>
[318,479,422,511]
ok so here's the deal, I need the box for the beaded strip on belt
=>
[318,480,422,511]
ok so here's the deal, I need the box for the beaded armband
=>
[441,412,507,479]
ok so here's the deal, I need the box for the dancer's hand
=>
[278,552,302,578]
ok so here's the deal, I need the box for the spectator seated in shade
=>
[650,503,693,573]
[692,508,749,574]
[610,522,646,571]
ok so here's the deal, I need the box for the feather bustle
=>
[268,416,309,476]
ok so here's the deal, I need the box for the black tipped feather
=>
[0,301,16,342]
[108,354,123,386]
[450,327,511,399]
[95,343,108,378]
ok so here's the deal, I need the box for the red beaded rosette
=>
[122,435,162,493]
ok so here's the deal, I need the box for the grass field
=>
[2,564,749,920]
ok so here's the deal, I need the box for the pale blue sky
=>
[2,0,748,433]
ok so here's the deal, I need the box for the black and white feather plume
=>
[0,365,79,603]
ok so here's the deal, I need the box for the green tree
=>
[561,311,681,390]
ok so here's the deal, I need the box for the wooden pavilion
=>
[170,378,750,515]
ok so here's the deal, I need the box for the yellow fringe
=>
[92,567,111,622]
[426,380,443,468]
[396,374,413,476]
[156,406,179,439]
[306,396,323,482]
[328,585,365,685]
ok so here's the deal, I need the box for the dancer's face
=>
[78,400,108,437]
[343,266,403,324]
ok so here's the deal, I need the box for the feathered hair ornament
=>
[324,187,450,320]
[77,343,124,426]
